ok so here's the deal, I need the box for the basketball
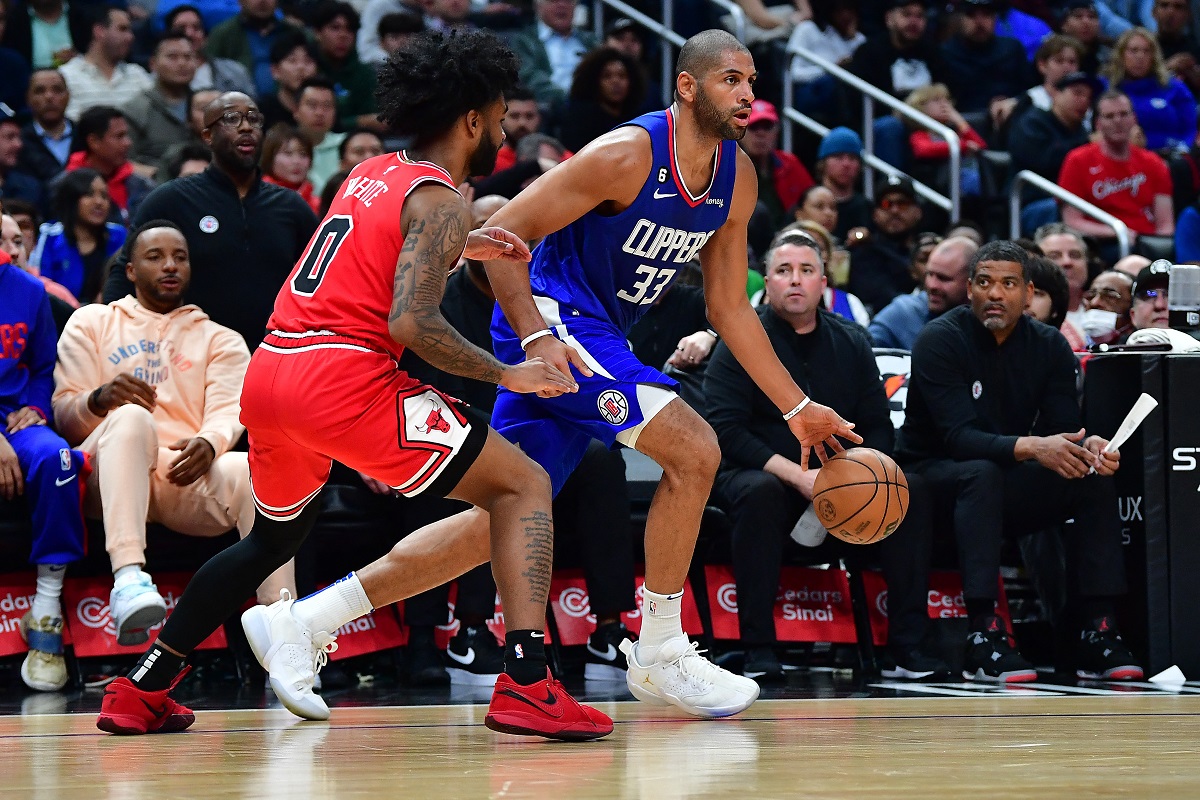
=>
[811,447,908,544]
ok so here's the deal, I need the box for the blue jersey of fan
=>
[525,108,737,333]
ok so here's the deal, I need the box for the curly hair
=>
[375,31,519,145]
[569,46,645,117]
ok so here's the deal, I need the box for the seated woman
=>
[792,185,851,288]
[260,123,321,214]
[1105,28,1198,153]
[1025,255,1088,351]
[28,169,126,304]
[557,47,646,154]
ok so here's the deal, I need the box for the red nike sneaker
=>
[485,671,613,741]
[96,667,196,735]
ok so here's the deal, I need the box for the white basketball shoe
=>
[620,634,760,718]
[242,590,338,721]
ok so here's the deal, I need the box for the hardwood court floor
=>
[5,693,1200,799]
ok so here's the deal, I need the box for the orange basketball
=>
[811,447,909,544]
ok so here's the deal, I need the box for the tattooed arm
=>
[388,184,579,395]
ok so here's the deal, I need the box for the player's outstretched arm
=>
[482,128,650,378]
[389,184,577,396]
[699,149,861,468]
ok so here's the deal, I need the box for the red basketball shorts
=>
[241,332,488,521]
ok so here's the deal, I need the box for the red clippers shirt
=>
[267,152,459,361]
[1057,143,1171,235]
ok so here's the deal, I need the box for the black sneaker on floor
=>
[585,622,632,682]
[405,630,450,687]
[743,646,785,682]
[1077,616,1144,681]
[962,616,1038,683]
[881,646,952,680]
[445,625,504,686]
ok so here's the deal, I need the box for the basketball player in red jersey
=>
[97,33,613,742]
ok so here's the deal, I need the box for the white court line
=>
[870,683,1067,697]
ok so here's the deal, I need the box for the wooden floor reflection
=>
[6,695,1200,798]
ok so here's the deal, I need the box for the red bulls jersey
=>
[266,152,459,361]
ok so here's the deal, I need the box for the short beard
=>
[693,85,745,141]
[982,317,1006,331]
[468,127,500,176]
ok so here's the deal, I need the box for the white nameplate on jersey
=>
[342,176,390,207]
[621,219,714,264]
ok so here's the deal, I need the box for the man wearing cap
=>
[1009,71,1096,233]
[1058,89,1174,245]
[941,0,1036,117]
[816,126,871,239]
[845,175,925,314]
[1126,260,1171,334]
[0,106,44,211]
[740,100,814,232]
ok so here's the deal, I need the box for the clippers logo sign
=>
[63,574,226,657]
[861,571,1012,646]
[547,570,702,644]
[705,565,857,642]
[874,351,911,430]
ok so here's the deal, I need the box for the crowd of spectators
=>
[2,0,1196,696]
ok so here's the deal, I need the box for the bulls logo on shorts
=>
[597,390,629,425]
[417,406,451,435]
[401,390,468,448]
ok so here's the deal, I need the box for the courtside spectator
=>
[512,0,598,109]
[103,92,318,349]
[337,128,383,172]
[1128,258,1170,330]
[2,211,78,309]
[54,219,294,646]
[310,2,382,133]
[816,127,870,239]
[1058,90,1174,245]
[32,168,126,302]
[898,240,1143,683]
[869,235,976,349]
[205,0,304,98]
[559,47,646,153]
[1082,268,1135,344]
[260,31,317,131]
[941,0,1034,117]
[847,175,925,313]
[3,199,42,260]
[293,77,343,194]
[60,105,153,222]
[1105,28,1197,152]
[19,69,72,184]
[1,0,88,70]
[705,233,942,681]
[0,234,86,693]
[1025,254,1088,349]
[494,87,541,173]
[123,32,199,170]
[783,221,870,324]
[261,122,319,212]
[1035,223,1094,330]
[0,105,44,211]
[738,100,814,232]
[60,6,152,122]
[166,5,257,97]
[1010,71,1096,233]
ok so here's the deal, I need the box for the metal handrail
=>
[1009,170,1132,258]
[593,0,685,105]
[781,42,961,221]
[704,0,747,44]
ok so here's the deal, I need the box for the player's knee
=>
[662,422,720,485]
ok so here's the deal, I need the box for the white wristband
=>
[782,397,811,421]
[520,329,553,350]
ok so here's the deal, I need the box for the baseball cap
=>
[746,99,778,126]
[1134,260,1171,297]
[0,103,17,127]
[817,126,863,160]
[605,17,637,37]
[874,175,918,206]
[1055,71,1103,94]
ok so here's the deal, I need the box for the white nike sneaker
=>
[242,590,338,721]
[620,635,760,718]
[109,572,167,646]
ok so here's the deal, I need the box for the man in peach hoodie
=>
[53,219,293,645]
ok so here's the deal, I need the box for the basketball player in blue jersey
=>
[482,29,862,718]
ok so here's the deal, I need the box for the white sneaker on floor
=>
[109,573,167,646]
[242,590,337,721]
[620,635,760,718]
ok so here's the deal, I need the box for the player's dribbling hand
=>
[788,400,862,471]
[465,227,532,263]
[500,357,579,396]
[525,336,594,391]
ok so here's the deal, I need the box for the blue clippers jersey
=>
[528,109,738,334]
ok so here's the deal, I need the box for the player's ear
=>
[676,71,697,103]
[465,109,481,139]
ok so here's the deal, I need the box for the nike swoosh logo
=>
[653,189,677,199]
[587,642,618,661]
[139,696,168,720]
[55,474,76,487]
[446,646,476,665]
[498,687,562,718]
[530,631,544,638]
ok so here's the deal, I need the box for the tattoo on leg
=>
[519,510,554,605]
